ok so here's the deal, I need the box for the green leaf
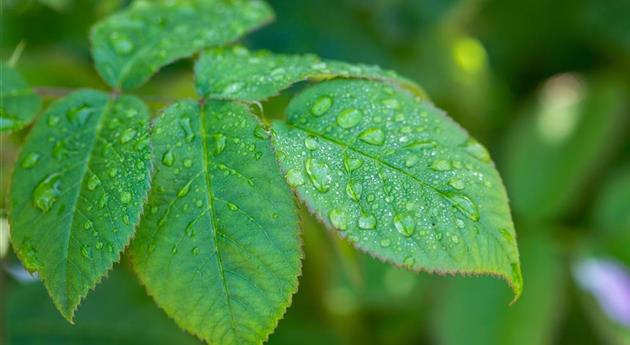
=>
[503,74,627,222]
[0,62,42,133]
[9,90,152,321]
[272,79,522,298]
[130,100,301,345]
[90,0,273,91]
[194,46,426,101]
[5,266,203,345]
[433,232,566,345]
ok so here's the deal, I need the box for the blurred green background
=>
[1,0,629,344]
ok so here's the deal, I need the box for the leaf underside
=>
[90,0,273,91]
[272,79,522,299]
[194,46,426,101]
[0,62,42,133]
[130,100,301,345]
[10,90,152,320]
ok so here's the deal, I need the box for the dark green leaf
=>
[0,62,42,133]
[194,46,426,101]
[10,90,152,320]
[5,266,203,345]
[90,0,273,90]
[272,79,522,299]
[130,100,301,344]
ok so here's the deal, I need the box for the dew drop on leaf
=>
[393,212,415,237]
[358,213,377,230]
[87,174,101,191]
[120,128,137,143]
[345,180,363,201]
[213,133,227,155]
[463,138,491,163]
[431,159,451,171]
[21,152,40,169]
[310,95,333,116]
[162,149,175,166]
[305,158,332,192]
[109,32,134,55]
[285,168,305,187]
[343,154,363,173]
[329,208,348,230]
[447,193,480,222]
[448,178,465,190]
[304,136,319,150]
[33,173,62,213]
[336,108,362,129]
[359,128,385,145]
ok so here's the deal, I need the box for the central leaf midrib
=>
[199,104,240,340]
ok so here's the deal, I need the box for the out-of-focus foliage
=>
[2,0,629,344]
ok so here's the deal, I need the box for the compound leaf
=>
[10,90,152,321]
[130,100,301,345]
[272,79,522,298]
[0,62,42,133]
[195,46,426,101]
[90,0,273,91]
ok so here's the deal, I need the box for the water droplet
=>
[123,215,130,225]
[358,213,376,229]
[447,193,480,222]
[120,191,132,204]
[285,169,305,187]
[304,136,319,150]
[403,256,415,268]
[109,32,134,55]
[449,178,465,190]
[343,155,363,173]
[455,218,465,229]
[404,155,418,168]
[359,128,385,145]
[99,194,108,208]
[84,220,93,229]
[214,134,226,155]
[305,158,332,193]
[451,234,460,244]
[431,159,451,171]
[345,180,362,201]
[329,209,348,230]
[463,138,491,163]
[253,125,269,139]
[120,128,137,143]
[336,108,362,128]
[380,239,391,247]
[87,174,101,191]
[47,115,59,127]
[171,246,178,255]
[178,181,191,197]
[81,245,92,259]
[162,149,175,166]
[67,104,92,126]
[21,153,40,169]
[405,140,437,150]
[179,117,195,142]
[52,140,70,160]
[382,98,400,109]
[184,159,193,168]
[33,173,62,213]
[311,96,332,116]
[96,241,104,249]
[227,202,238,211]
[192,247,200,256]
[393,212,415,237]
[108,168,118,177]
[224,82,244,94]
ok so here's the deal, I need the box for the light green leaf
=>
[503,74,627,222]
[9,90,152,321]
[195,46,426,101]
[433,232,566,345]
[130,100,301,345]
[272,79,522,298]
[0,62,42,133]
[90,0,273,91]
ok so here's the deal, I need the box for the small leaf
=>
[272,79,522,298]
[130,100,301,344]
[195,46,426,101]
[0,62,42,133]
[90,0,273,90]
[10,90,152,320]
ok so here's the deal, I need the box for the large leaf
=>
[503,74,627,222]
[9,90,152,321]
[5,266,202,345]
[0,62,42,133]
[130,100,301,344]
[194,46,426,101]
[90,0,273,91]
[272,79,522,298]
[433,232,566,345]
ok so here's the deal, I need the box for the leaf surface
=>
[10,90,152,320]
[90,0,273,90]
[195,46,426,101]
[272,79,522,298]
[130,100,301,345]
[0,62,42,133]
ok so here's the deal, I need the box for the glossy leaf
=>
[5,267,202,345]
[90,0,273,91]
[272,79,522,298]
[0,62,42,133]
[130,100,301,344]
[195,46,426,101]
[503,74,627,222]
[9,90,152,321]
